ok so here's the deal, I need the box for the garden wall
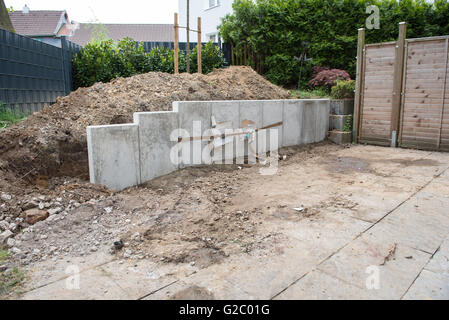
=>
[87,99,330,191]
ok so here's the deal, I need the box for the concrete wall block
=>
[238,101,263,159]
[87,124,140,191]
[211,101,240,162]
[329,114,352,131]
[329,130,353,144]
[315,99,331,142]
[301,101,318,144]
[283,100,304,147]
[134,111,179,183]
[262,100,284,152]
[330,99,354,115]
[176,101,212,167]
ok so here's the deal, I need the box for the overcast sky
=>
[5,0,179,24]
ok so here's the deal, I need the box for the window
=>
[208,34,217,42]
[207,0,221,9]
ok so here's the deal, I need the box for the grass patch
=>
[0,267,25,297]
[290,88,330,99]
[0,107,26,130]
[0,249,9,263]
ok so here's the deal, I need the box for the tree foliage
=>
[218,0,449,87]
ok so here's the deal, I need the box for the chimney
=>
[23,4,30,14]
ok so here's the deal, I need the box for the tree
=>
[0,0,15,33]
[219,0,449,87]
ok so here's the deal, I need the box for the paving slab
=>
[402,270,449,300]
[21,267,130,300]
[100,260,195,300]
[318,233,431,299]
[425,237,449,275]
[275,269,382,300]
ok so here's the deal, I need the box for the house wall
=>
[178,0,234,42]
[87,99,330,191]
[32,36,62,48]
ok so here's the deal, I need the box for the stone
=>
[48,207,62,215]
[0,220,9,231]
[11,247,22,255]
[1,193,12,201]
[8,223,18,232]
[25,208,49,225]
[6,237,15,247]
[21,201,38,211]
[0,230,14,244]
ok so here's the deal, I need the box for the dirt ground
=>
[2,143,448,300]
[2,142,337,269]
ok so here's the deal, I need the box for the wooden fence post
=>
[390,22,407,147]
[437,38,449,149]
[353,28,365,143]
[174,13,179,74]
[197,17,202,74]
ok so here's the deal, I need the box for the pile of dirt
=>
[0,66,289,193]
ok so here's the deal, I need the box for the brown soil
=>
[0,67,290,219]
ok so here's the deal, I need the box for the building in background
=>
[8,5,78,47]
[178,0,233,43]
[68,23,174,46]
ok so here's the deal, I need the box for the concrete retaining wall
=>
[87,99,330,191]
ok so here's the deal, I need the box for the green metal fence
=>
[0,29,80,114]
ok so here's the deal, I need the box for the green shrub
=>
[190,42,227,74]
[331,80,356,99]
[73,39,226,88]
[72,40,121,88]
[264,54,300,86]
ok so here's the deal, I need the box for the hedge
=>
[73,38,227,88]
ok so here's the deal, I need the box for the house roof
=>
[9,10,67,36]
[68,23,174,46]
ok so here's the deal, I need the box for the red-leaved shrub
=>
[311,66,330,77]
[309,68,351,88]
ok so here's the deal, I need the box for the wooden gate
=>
[354,23,449,151]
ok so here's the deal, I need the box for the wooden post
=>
[174,13,179,74]
[186,0,190,73]
[390,22,407,147]
[437,38,448,149]
[353,28,365,143]
[244,43,247,66]
[197,17,202,74]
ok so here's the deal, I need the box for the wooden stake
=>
[437,38,448,149]
[174,13,179,74]
[197,17,202,74]
[390,22,407,147]
[353,28,365,143]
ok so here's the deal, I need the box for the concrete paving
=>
[19,145,449,300]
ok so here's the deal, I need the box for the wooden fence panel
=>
[358,43,396,145]
[399,37,449,151]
